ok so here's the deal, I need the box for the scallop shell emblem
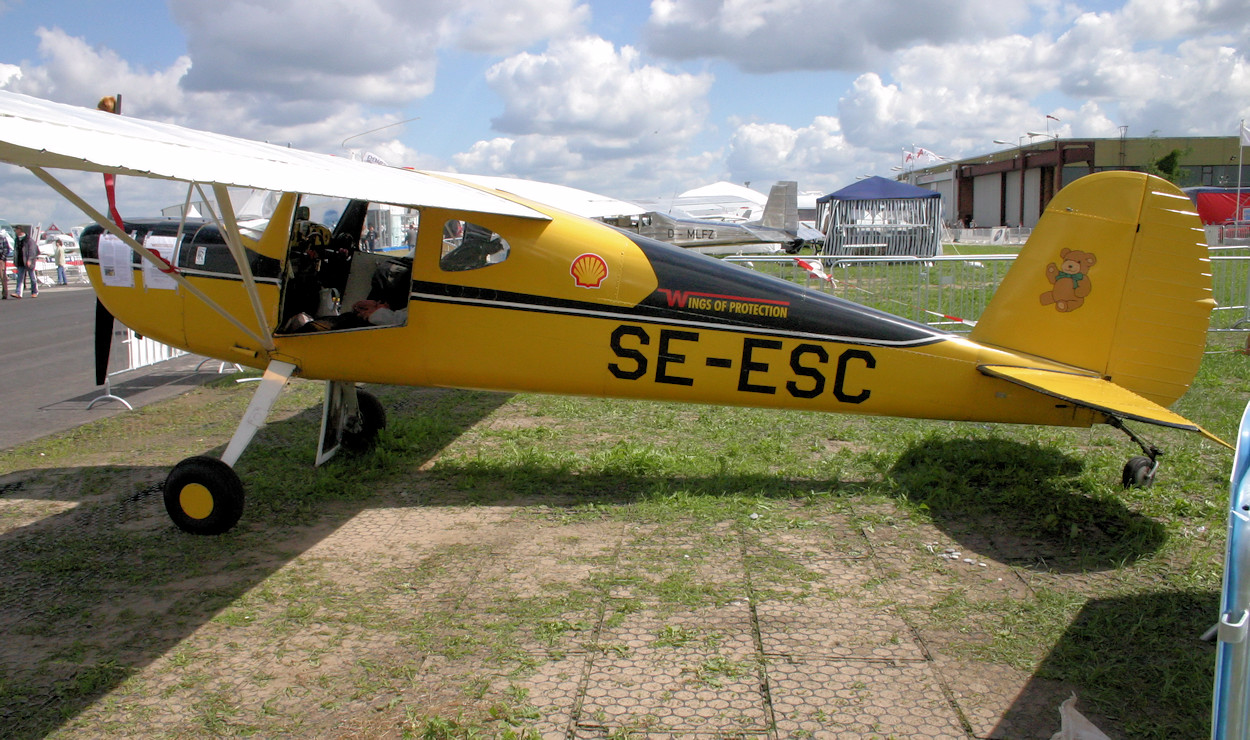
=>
[570,253,608,288]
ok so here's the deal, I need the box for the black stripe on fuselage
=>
[411,280,946,349]
[621,231,942,346]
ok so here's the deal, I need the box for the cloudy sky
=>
[0,0,1248,227]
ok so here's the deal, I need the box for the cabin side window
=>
[439,220,510,272]
[276,197,415,333]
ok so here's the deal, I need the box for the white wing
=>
[0,91,548,221]
[436,172,646,219]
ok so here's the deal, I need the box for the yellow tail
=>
[970,171,1215,408]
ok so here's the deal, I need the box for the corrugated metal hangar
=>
[900,134,1246,228]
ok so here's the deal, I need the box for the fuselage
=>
[601,211,802,253]
[79,194,1096,431]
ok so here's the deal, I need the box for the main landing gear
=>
[161,361,386,535]
[1107,416,1161,489]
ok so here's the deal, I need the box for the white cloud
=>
[1051,12,1250,134]
[726,116,868,192]
[452,135,584,179]
[485,36,712,154]
[6,28,190,114]
[450,133,726,201]
[645,0,1029,72]
[1117,0,1250,41]
[442,0,591,54]
[168,0,594,104]
[170,0,440,103]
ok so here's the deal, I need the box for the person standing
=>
[54,237,67,283]
[13,227,37,298]
[54,237,67,285]
[0,228,10,299]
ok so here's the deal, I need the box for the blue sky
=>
[0,0,1248,227]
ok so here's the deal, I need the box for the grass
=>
[0,332,1246,736]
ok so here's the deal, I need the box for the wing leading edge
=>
[0,91,549,221]
[980,364,1230,448]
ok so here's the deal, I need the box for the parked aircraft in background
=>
[600,181,823,255]
[449,175,821,256]
[0,91,1226,538]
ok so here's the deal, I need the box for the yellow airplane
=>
[0,91,1226,535]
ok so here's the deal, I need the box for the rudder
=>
[969,171,1213,407]
[759,181,799,232]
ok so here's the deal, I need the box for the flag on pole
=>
[1241,120,1250,147]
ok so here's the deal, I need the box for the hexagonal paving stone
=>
[768,658,967,739]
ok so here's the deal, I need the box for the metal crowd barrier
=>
[942,227,1032,246]
[726,249,1250,333]
[1210,247,1250,331]
[725,254,1014,332]
[88,328,190,410]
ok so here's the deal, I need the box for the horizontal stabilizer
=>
[980,364,1230,448]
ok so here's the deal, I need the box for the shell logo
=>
[570,253,609,289]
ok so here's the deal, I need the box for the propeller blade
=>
[94,298,113,386]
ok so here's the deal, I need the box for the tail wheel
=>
[342,390,386,451]
[1121,455,1156,489]
[163,456,245,535]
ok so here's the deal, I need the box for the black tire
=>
[342,390,386,451]
[163,456,245,535]
[1121,456,1155,489]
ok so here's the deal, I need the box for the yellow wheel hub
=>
[179,483,215,520]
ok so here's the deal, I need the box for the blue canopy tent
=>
[816,176,942,257]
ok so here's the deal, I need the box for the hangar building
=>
[899,134,1247,228]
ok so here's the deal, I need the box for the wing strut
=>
[29,166,274,351]
[206,182,275,351]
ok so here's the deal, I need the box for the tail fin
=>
[969,171,1214,408]
[759,181,799,232]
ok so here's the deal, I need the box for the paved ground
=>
[0,455,1092,739]
[0,282,232,450]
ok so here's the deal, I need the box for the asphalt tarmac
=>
[0,280,229,451]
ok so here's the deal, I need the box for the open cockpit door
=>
[273,196,418,335]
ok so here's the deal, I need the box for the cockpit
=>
[276,198,415,333]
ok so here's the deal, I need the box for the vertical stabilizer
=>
[969,171,1213,407]
[759,181,799,232]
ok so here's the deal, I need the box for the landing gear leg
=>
[163,360,296,534]
[1106,416,1161,488]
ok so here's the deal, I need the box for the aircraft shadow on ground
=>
[0,386,511,739]
[884,436,1167,572]
[992,590,1217,738]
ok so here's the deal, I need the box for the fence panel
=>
[89,328,190,410]
[727,255,1015,331]
[729,251,1250,333]
[1211,248,1250,330]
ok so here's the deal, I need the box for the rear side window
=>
[440,220,510,272]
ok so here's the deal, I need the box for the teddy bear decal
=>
[1040,248,1096,312]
